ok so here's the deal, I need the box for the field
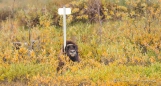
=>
[0,0,161,85]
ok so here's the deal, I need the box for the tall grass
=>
[0,0,161,85]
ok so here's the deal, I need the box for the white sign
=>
[58,7,72,51]
[58,8,71,15]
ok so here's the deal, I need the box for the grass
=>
[0,20,161,85]
[1,62,161,85]
[0,0,161,85]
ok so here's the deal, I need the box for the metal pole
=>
[63,6,66,51]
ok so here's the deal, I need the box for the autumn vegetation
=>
[0,0,161,85]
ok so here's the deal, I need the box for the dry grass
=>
[0,0,161,85]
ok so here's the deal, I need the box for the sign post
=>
[58,7,71,51]
[63,7,67,51]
